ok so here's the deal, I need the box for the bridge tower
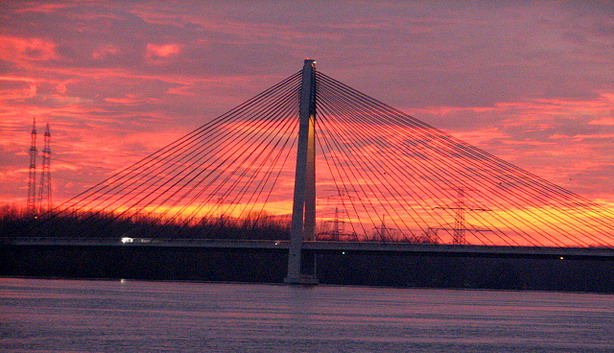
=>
[285,59,318,284]
[26,117,38,214]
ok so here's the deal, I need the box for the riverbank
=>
[1,244,612,292]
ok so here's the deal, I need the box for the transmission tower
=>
[37,123,52,212]
[317,187,355,241]
[26,118,37,214]
[330,207,341,240]
[319,207,349,241]
[433,188,490,244]
[372,215,395,243]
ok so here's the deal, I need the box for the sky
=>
[0,0,612,211]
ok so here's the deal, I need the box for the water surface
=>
[1,278,613,352]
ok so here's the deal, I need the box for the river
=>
[1,278,613,352]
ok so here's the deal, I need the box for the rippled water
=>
[1,278,613,352]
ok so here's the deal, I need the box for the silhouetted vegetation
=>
[0,206,291,241]
[1,205,436,242]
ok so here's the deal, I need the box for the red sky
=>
[0,0,612,211]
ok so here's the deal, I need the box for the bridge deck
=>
[2,238,613,260]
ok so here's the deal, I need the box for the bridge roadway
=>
[2,238,613,260]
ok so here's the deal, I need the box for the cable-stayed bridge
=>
[10,60,614,284]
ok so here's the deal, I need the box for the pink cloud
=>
[92,44,120,59]
[55,83,67,94]
[145,43,182,63]
[0,79,37,100]
[0,36,58,62]
[589,117,614,126]
[14,2,76,14]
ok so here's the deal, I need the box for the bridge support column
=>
[285,59,318,285]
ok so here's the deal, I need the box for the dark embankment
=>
[1,244,612,293]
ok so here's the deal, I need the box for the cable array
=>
[314,72,614,247]
[24,68,614,247]
[30,72,302,239]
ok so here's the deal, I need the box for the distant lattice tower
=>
[26,118,37,214]
[37,123,52,212]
